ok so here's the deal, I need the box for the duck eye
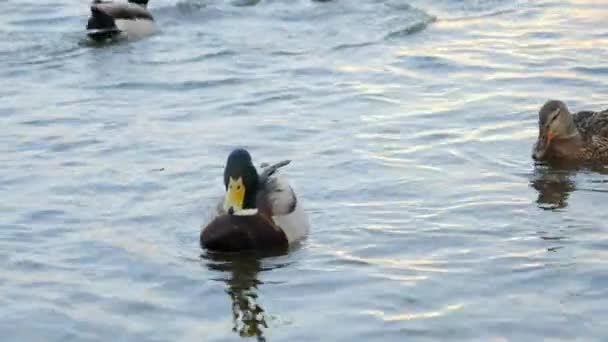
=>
[550,115,558,123]
[548,109,560,124]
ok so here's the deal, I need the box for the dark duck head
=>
[223,148,260,215]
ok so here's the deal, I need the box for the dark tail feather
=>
[86,7,120,41]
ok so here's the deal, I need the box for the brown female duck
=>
[532,100,608,163]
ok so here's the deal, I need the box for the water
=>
[2,0,608,340]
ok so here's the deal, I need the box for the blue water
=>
[2,0,608,341]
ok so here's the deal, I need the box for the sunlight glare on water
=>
[1,0,608,341]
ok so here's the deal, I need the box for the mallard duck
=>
[86,0,155,42]
[532,100,608,163]
[200,149,310,253]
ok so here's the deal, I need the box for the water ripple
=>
[3,0,608,341]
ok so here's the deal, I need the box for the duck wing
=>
[257,160,297,217]
[574,109,608,139]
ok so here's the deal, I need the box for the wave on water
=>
[408,0,531,21]
[169,0,437,39]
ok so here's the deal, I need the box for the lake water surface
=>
[2,0,608,341]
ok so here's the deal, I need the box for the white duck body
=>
[262,170,309,243]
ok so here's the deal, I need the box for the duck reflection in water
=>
[203,251,289,342]
[530,163,577,210]
[531,159,608,210]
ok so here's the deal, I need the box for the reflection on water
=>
[530,164,577,210]
[531,161,608,210]
[4,0,608,340]
[203,252,288,342]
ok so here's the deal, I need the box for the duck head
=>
[532,100,579,161]
[223,149,259,215]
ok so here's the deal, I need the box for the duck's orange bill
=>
[546,131,554,146]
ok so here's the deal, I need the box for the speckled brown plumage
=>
[533,100,608,163]
[580,134,608,161]
[569,110,608,161]
[573,110,608,138]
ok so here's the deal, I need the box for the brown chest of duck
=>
[532,100,608,164]
[200,149,296,253]
[201,213,288,253]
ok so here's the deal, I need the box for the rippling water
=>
[2,0,608,340]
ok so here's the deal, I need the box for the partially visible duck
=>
[532,100,608,163]
[86,0,155,42]
[200,149,310,253]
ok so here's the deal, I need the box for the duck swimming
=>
[86,0,155,42]
[200,149,310,253]
[532,100,608,163]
